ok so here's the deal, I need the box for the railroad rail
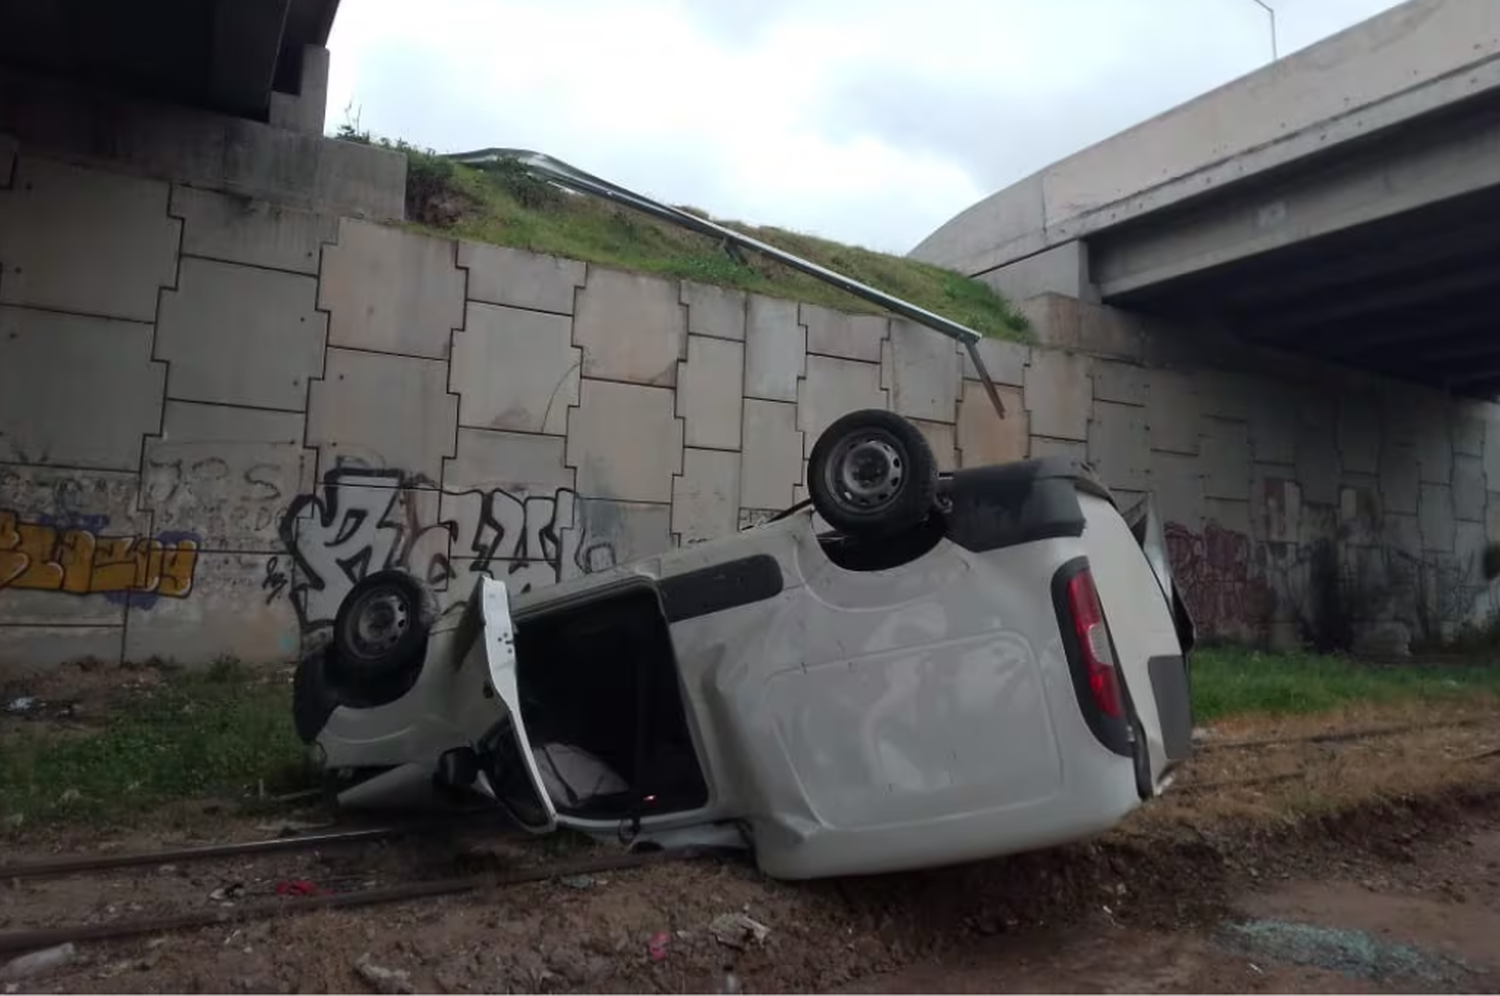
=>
[0,846,739,956]
[0,813,514,882]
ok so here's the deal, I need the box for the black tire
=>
[808,409,937,537]
[327,570,431,705]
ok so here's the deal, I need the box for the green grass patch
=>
[1190,645,1500,723]
[0,662,310,829]
[345,132,1029,341]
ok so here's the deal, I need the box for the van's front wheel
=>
[326,570,433,707]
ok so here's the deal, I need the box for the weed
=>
[0,663,311,829]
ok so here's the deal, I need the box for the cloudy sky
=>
[326,0,1404,255]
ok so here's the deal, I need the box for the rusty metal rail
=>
[0,814,513,882]
[1198,716,1494,754]
[0,846,738,957]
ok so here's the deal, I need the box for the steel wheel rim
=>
[825,431,906,513]
[346,587,410,659]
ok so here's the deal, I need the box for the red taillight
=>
[1066,570,1123,719]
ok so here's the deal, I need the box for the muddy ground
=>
[3,694,1500,993]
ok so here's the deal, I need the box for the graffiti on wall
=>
[1165,520,1275,637]
[0,510,199,602]
[144,455,294,544]
[275,468,618,634]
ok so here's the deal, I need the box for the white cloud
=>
[327,0,1406,254]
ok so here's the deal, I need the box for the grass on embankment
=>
[1190,645,1500,724]
[0,662,310,830]
[357,134,1030,341]
[4,648,1498,828]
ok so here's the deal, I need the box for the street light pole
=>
[1249,0,1279,61]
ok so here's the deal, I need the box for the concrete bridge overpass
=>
[912,0,1500,398]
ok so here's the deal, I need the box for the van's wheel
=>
[808,409,938,537]
[327,570,432,706]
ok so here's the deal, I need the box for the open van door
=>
[443,577,558,833]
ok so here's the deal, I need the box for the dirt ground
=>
[3,695,1500,993]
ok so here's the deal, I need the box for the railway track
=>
[0,813,513,881]
[1,845,740,957]
[1177,715,1500,795]
[5,716,1494,962]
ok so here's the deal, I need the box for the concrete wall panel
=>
[1201,417,1251,500]
[440,428,574,566]
[1092,360,1148,406]
[1149,451,1206,532]
[1248,387,1300,466]
[682,282,746,342]
[450,303,578,436]
[1380,440,1420,515]
[1030,437,1088,463]
[741,399,802,510]
[1338,396,1381,475]
[1146,369,1200,455]
[1197,372,1256,423]
[307,348,458,481]
[0,157,178,322]
[0,626,122,677]
[911,419,958,473]
[573,269,686,386]
[957,383,1026,468]
[0,306,164,470]
[171,185,336,274]
[1420,483,1457,552]
[1089,402,1148,491]
[961,337,1028,386]
[744,297,805,402]
[673,448,741,545]
[1296,418,1340,506]
[1024,350,1090,441]
[124,552,299,663]
[157,257,325,411]
[801,304,886,362]
[1454,412,1485,459]
[1453,454,1486,523]
[563,499,672,579]
[142,402,313,551]
[566,379,683,502]
[458,242,585,314]
[798,355,888,457]
[678,335,744,451]
[1258,469,1301,545]
[318,218,464,360]
[884,320,960,423]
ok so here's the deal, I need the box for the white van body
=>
[296,457,1195,880]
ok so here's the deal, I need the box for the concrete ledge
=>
[0,68,405,221]
[914,0,1500,275]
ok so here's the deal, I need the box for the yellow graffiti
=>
[0,511,198,598]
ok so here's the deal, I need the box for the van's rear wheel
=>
[808,410,937,537]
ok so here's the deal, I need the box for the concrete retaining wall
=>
[2,139,1498,674]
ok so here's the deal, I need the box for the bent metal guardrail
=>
[445,148,1009,419]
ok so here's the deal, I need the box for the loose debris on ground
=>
[3,654,1500,992]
